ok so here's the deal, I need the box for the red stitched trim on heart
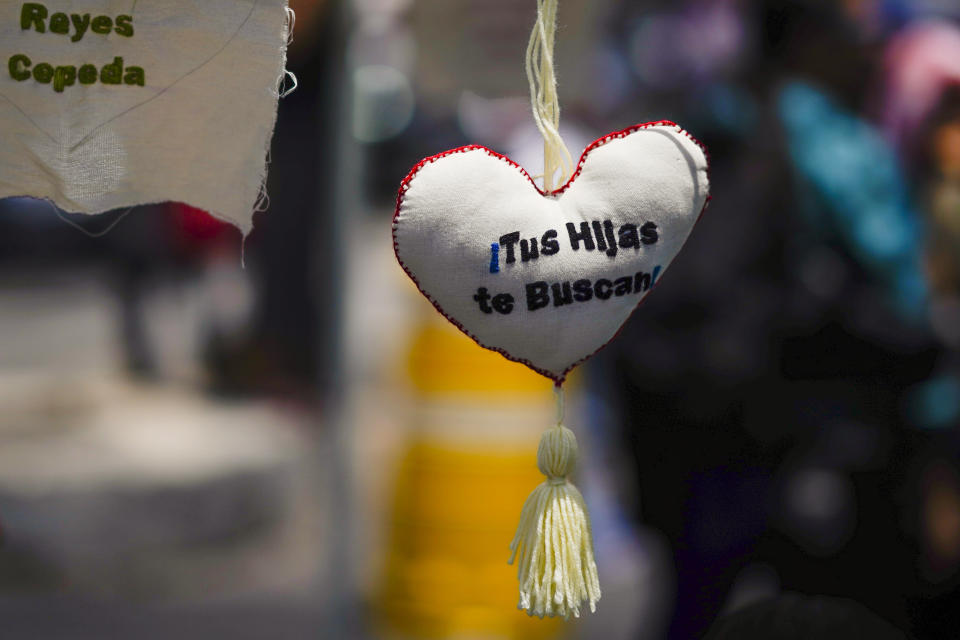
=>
[392,120,712,385]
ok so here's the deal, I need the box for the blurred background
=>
[1,0,960,638]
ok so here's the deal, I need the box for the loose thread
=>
[249,6,295,265]
[254,147,273,214]
[285,6,296,47]
[50,202,134,238]
[277,7,298,98]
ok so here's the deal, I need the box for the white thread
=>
[254,147,272,213]
[251,6,295,246]
[280,70,299,98]
[285,6,296,46]
[525,0,573,192]
[276,8,299,99]
[50,202,134,238]
[554,383,565,426]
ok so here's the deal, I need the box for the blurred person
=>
[600,1,949,637]
[882,33,960,639]
[104,204,185,377]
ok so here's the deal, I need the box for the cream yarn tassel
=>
[509,386,601,618]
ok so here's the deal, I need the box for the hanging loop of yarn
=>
[526,0,574,192]
[509,385,601,618]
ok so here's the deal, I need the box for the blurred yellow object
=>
[406,322,552,396]
[375,309,565,639]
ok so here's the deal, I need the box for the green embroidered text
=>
[9,55,145,92]
[9,3,146,91]
[20,3,134,41]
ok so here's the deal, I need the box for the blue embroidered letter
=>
[489,243,500,274]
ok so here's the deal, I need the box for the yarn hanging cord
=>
[506,0,600,618]
[526,0,574,192]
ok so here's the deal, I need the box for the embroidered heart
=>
[393,121,711,383]
[0,0,266,149]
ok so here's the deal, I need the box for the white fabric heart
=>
[393,121,710,382]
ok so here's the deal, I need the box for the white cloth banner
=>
[0,0,290,233]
